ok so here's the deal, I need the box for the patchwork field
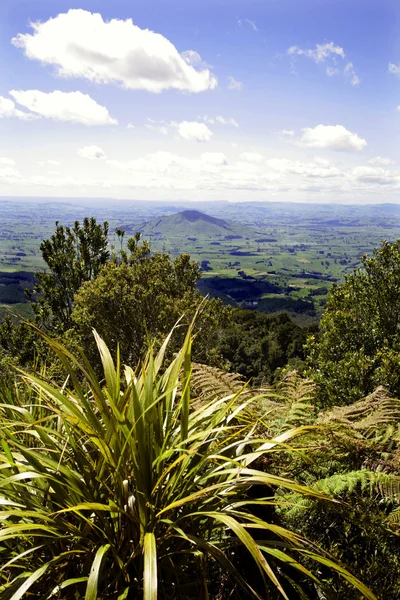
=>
[1,198,400,323]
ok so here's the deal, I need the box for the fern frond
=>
[191,363,247,399]
[318,387,400,446]
[388,506,400,526]
[313,471,373,497]
[191,362,274,401]
[276,370,316,427]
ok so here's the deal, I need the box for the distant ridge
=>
[174,210,231,229]
[123,210,253,238]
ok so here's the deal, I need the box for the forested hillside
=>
[1,217,400,599]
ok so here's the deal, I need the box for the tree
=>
[30,218,109,332]
[307,239,400,406]
[71,235,229,367]
[215,310,311,384]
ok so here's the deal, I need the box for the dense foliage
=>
[307,239,400,406]
[71,233,229,368]
[0,327,376,599]
[2,219,400,598]
[216,309,312,384]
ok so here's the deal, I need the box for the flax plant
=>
[0,325,376,599]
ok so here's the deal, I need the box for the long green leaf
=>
[84,544,111,600]
[143,532,157,600]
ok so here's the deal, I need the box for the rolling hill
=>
[128,210,254,239]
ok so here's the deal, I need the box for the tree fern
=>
[319,387,400,441]
[276,371,316,428]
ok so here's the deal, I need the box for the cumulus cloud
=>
[300,125,367,152]
[103,151,347,195]
[239,152,264,163]
[368,156,395,166]
[174,121,213,142]
[216,116,239,127]
[0,157,16,166]
[0,166,21,184]
[38,159,60,167]
[12,9,217,93]
[351,166,398,186]
[127,123,135,129]
[78,145,106,160]
[228,76,243,90]
[5,148,400,200]
[265,157,341,179]
[0,96,36,120]
[200,152,228,165]
[9,90,117,126]
[142,118,214,140]
[288,42,360,85]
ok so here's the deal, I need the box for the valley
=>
[1,199,400,324]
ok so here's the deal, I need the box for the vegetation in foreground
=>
[1,218,400,597]
[0,324,377,599]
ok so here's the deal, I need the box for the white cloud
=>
[265,157,341,179]
[239,152,264,163]
[288,42,360,85]
[326,66,340,77]
[13,9,217,93]
[29,174,94,188]
[143,118,214,140]
[6,148,400,200]
[238,18,258,32]
[277,129,295,136]
[127,123,135,129]
[368,156,395,166]
[174,121,213,142]
[38,159,61,167]
[300,125,367,152]
[0,96,36,120]
[344,62,360,86]
[181,50,202,65]
[145,118,169,135]
[200,152,228,165]
[9,90,117,126]
[78,145,106,160]
[245,19,258,32]
[389,63,400,76]
[0,157,16,166]
[0,166,21,184]
[288,42,345,63]
[216,116,239,127]
[351,166,399,186]
[228,76,243,90]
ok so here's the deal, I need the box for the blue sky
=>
[0,0,400,202]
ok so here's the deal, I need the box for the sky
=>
[1,0,400,203]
